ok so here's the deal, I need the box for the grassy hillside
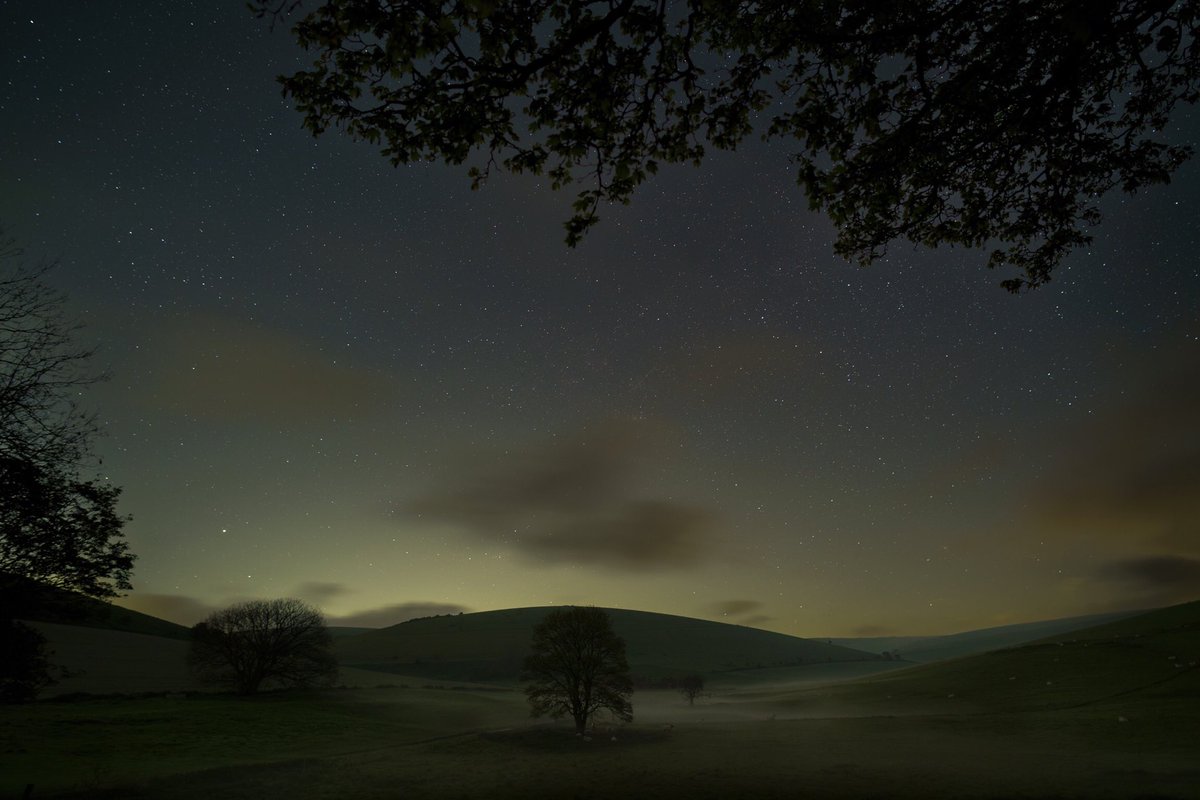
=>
[326,626,376,638]
[828,608,1143,663]
[6,602,1197,798]
[767,599,1200,718]
[6,576,192,641]
[336,606,884,682]
[27,621,201,696]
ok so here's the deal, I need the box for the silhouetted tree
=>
[187,599,338,694]
[0,619,55,703]
[0,228,135,702]
[679,673,705,706]
[1,459,133,601]
[522,606,633,734]
[253,1,1200,291]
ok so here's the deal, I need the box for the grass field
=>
[3,601,1196,798]
[3,686,1195,799]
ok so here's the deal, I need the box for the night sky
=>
[3,2,1198,637]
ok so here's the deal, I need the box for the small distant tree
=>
[679,674,705,706]
[187,599,337,694]
[523,607,633,734]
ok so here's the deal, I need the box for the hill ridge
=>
[337,605,884,683]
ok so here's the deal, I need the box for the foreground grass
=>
[3,685,1196,799]
[0,686,526,796]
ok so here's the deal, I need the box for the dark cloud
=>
[408,422,639,526]
[1096,555,1200,604]
[1032,355,1200,556]
[520,501,715,570]
[117,593,218,626]
[328,602,471,628]
[146,314,394,424]
[406,420,716,570]
[295,581,351,604]
[709,600,770,627]
[712,599,764,617]
[852,624,895,636]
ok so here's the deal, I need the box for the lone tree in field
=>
[0,228,135,702]
[678,674,705,706]
[187,599,338,695]
[253,1,1200,291]
[523,606,634,734]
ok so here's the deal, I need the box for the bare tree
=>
[523,606,633,734]
[187,599,338,694]
[0,231,99,472]
[1,227,134,702]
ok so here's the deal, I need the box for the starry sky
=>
[3,2,1198,637]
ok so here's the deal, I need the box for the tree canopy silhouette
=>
[255,0,1200,291]
[187,599,338,694]
[522,606,634,734]
[0,230,133,600]
[1,230,134,701]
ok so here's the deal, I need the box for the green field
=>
[3,601,1197,798]
[3,685,1195,799]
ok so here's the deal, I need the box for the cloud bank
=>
[1032,357,1200,557]
[407,420,716,570]
[295,581,352,604]
[117,593,218,626]
[147,314,393,424]
[712,599,764,617]
[1095,555,1200,606]
[117,591,470,629]
[327,602,471,628]
[1028,350,1200,608]
[709,599,771,627]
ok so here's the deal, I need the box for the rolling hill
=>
[767,599,1200,717]
[21,592,1193,705]
[335,606,885,682]
[6,575,191,641]
[827,608,1143,663]
[24,620,201,695]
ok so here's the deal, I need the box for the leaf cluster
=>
[257,0,1200,290]
[0,459,133,600]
